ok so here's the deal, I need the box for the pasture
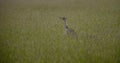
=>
[0,0,120,63]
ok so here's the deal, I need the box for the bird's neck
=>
[65,26,69,29]
[63,19,68,27]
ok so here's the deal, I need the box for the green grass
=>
[0,0,120,63]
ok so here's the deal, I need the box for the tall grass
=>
[0,0,120,63]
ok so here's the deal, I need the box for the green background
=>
[0,0,120,63]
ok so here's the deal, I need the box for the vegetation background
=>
[0,0,120,63]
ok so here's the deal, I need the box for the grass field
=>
[0,0,120,63]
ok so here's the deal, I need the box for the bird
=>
[59,17,78,40]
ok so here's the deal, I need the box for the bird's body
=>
[59,17,78,40]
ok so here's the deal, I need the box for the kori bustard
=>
[59,17,78,40]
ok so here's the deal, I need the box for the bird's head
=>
[59,17,66,20]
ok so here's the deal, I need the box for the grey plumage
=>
[59,17,78,40]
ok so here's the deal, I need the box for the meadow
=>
[0,0,120,63]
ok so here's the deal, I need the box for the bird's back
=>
[66,27,78,40]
